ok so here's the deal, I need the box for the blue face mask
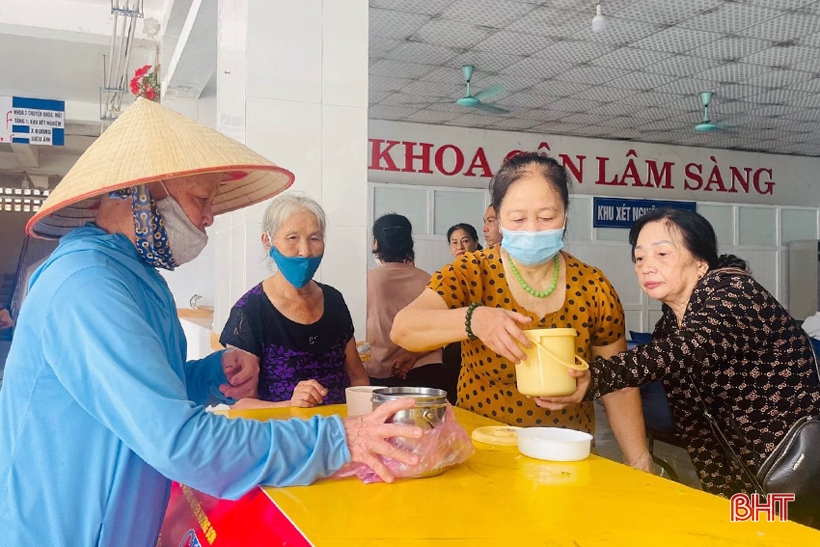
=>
[269,245,323,289]
[500,224,565,266]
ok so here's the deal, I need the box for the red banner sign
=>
[157,483,311,547]
[368,139,776,197]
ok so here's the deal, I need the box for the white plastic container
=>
[345,386,386,417]
[517,427,593,462]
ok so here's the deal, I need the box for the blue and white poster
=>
[593,197,696,229]
[0,96,65,146]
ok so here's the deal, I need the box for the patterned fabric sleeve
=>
[589,269,626,347]
[219,290,264,357]
[587,274,745,399]
[651,307,674,339]
[426,255,484,310]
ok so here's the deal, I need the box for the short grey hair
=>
[262,193,327,239]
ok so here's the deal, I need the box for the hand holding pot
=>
[342,398,423,483]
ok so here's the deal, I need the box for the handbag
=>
[688,370,820,527]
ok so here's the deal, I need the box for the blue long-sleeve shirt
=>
[0,225,351,547]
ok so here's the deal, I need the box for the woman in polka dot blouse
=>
[392,152,652,473]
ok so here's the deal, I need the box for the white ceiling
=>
[4,0,820,182]
[0,0,158,186]
[0,33,154,103]
[368,0,820,157]
[74,0,166,14]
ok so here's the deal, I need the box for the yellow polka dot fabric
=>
[427,249,625,432]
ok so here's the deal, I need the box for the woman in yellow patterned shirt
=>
[393,152,652,472]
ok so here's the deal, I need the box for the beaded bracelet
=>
[465,302,481,341]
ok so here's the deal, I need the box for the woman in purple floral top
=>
[220,194,369,408]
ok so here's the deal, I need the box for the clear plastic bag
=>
[332,406,475,483]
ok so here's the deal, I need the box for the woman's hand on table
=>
[532,368,591,409]
[290,379,327,408]
[470,306,532,364]
[342,398,423,483]
[627,451,655,474]
[220,348,260,400]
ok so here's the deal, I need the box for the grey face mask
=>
[155,182,209,267]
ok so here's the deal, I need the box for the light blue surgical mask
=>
[500,223,565,266]
[269,245,323,289]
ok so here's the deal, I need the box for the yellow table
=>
[222,405,819,546]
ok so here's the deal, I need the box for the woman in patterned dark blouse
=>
[220,194,369,408]
[538,208,820,507]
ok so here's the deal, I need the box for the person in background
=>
[0,99,421,547]
[483,205,502,247]
[537,208,820,526]
[367,214,444,390]
[447,223,482,258]
[802,311,820,342]
[0,308,13,330]
[443,222,484,401]
[393,151,652,472]
[220,194,370,409]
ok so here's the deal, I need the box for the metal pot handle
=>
[422,408,441,429]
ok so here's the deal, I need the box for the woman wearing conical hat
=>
[0,99,422,547]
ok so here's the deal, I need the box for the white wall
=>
[161,237,216,310]
[368,182,820,335]
[213,0,369,337]
[368,182,491,274]
[565,197,820,333]
[367,121,820,334]
[369,120,820,207]
[159,92,219,310]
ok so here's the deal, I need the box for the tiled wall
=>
[160,94,219,310]
[368,181,820,334]
[213,0,369,337]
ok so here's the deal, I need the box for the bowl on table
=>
[345,386,386,417]
[517,427,592,462]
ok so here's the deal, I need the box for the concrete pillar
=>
[213,0,369,336]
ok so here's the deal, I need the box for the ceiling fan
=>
[456,65,509,114]
[695,91,739,133]
[639,91,744,136]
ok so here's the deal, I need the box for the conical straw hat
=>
[27,98,294,238]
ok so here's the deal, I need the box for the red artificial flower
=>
[145,87,156,100]
[130,81,140,95]
[135,64,151,78]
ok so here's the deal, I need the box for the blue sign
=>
[593,198,696,229]
[1,96,65,146]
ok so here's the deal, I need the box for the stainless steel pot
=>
[371,387,449,478]
[371,387,447,430]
